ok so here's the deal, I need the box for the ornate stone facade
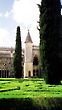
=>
[0,47,14,77]
[0,31,39,78]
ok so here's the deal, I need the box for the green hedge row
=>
[0,86,20,92]
[0,97,62,110]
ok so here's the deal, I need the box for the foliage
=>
[0,98,62,110]
[0,78,62,98]
[39,0,61,84]
[0,78,62,109]
[13,26,23,78]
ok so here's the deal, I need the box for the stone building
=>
[0,30,39,78]
[24,30,39,77]
[0,47,14,78]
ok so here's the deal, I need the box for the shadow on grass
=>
[0,98,62,110]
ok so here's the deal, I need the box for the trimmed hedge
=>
[0,86,20,92]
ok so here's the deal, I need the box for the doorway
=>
[28,71,31,77]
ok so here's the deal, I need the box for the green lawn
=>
[0,78,62,98]
[0,78,62,109]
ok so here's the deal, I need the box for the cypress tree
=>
[13,26,23,78]
[39,0,61,84]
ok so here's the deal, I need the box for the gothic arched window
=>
[33,55,38,66]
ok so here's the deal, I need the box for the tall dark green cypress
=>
[39,0,61,84]
[13,26,23,78]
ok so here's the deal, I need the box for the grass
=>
[0,78,62,110]
[0,78,62,98]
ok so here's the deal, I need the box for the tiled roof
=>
[25,30,33,43]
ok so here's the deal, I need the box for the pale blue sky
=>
[0,0,41,48]
[0,0,62,48]
[61,0,62,4]
[0,0,13,12]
